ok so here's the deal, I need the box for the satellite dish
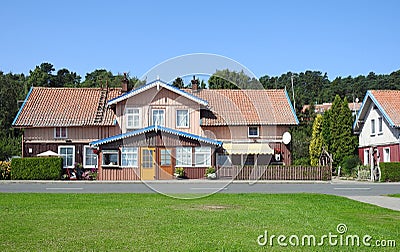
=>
[282,132,291,145]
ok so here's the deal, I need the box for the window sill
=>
[248,136,259,138]
[102,165,120,168]
[84,166,97,169]
[370,134,376,137]
[378,132,383,136]
[176,126,190,129]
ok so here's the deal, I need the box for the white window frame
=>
[160,149,172,166]
[152,109,165,126]
[363,149,370,166]
[58,145,75,168]
[102,150,119,167]
[176,147,192,167]
[121,147,138,167]
[83,145,97,169]
[195,146,211,167]
[126,108,141,129]
[383,148,390,162]
[176,109,189,128]
[54,127,67,139]
[371,119,375,136]
[248,126,259,138]
[378,117,383,134]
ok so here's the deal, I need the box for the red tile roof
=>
[186,89,298,126]
[13,87,121,127]
[370,90,400,127]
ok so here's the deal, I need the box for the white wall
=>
[358,103,399,147]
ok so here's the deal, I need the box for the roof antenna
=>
[291,74,296,111]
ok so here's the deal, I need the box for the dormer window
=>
[176,109,189,128]
[126,108,141,129]
[54,127,67,139]
[152,109,165,126]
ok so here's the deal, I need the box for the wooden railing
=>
[217,165,331,181]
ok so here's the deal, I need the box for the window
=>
[83,146,97,168]
[160,149,171,166]
[126,108,141,129]
[195,147,211,166]
[378,117,383,134]
[248,126,259,137]
[363,149,370,165]
[217,154,232,167]
[152,109,165,126]
[383,148,390,162]
[176,147,192,167]
[102,150,119,166]
[371,119,375,135]
[245,155,255,165]
[121,147,138,167]
[54,127,67,138]
[58,146,75,168]
[176,109,189,128]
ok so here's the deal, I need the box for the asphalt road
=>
[1,180,399,197]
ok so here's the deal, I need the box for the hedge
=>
[380,162,400,182]
[11,157,62,180]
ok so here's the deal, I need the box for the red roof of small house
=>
[13,87,121,127]
[187,89,299,126]
[369,90,400,127]
[301,102,362,114]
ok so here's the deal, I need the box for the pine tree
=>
[335,97,358,165]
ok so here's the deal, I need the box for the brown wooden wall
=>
[23,143,86,164]
[24,126,120,141]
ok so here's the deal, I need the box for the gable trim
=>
[12,86,33,126]
[107,79,209,107]
[284,89,299,125]
[353,90,396,131]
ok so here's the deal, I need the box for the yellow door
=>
[141,148,155,180]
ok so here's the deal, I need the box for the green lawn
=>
[0,193,399,251]
[389,194,400,198]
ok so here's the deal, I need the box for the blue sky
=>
[1,0,399,81]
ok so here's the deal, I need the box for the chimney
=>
[191,75,198,92]
[121,72,129,93]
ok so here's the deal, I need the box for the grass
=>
[388,194,400,198]
[0,193,399,251]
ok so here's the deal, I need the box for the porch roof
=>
[90,125,223,147]
[223,143,274,155]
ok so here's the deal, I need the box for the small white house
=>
[353,90,400,169]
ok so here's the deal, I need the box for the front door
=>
[141,148,155,180]
[159,148,173,179]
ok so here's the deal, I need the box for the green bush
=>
[341,155,361,176]
[380,162,400,182]
[11,157,62,180]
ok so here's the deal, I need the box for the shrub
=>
[11,157,62,180]
[174,167,185,178]
[0,161,11,180]
[205,167,217,179]
[340,155,361,176]
[380,162,400,182]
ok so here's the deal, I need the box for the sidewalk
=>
[345,196,400,211]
